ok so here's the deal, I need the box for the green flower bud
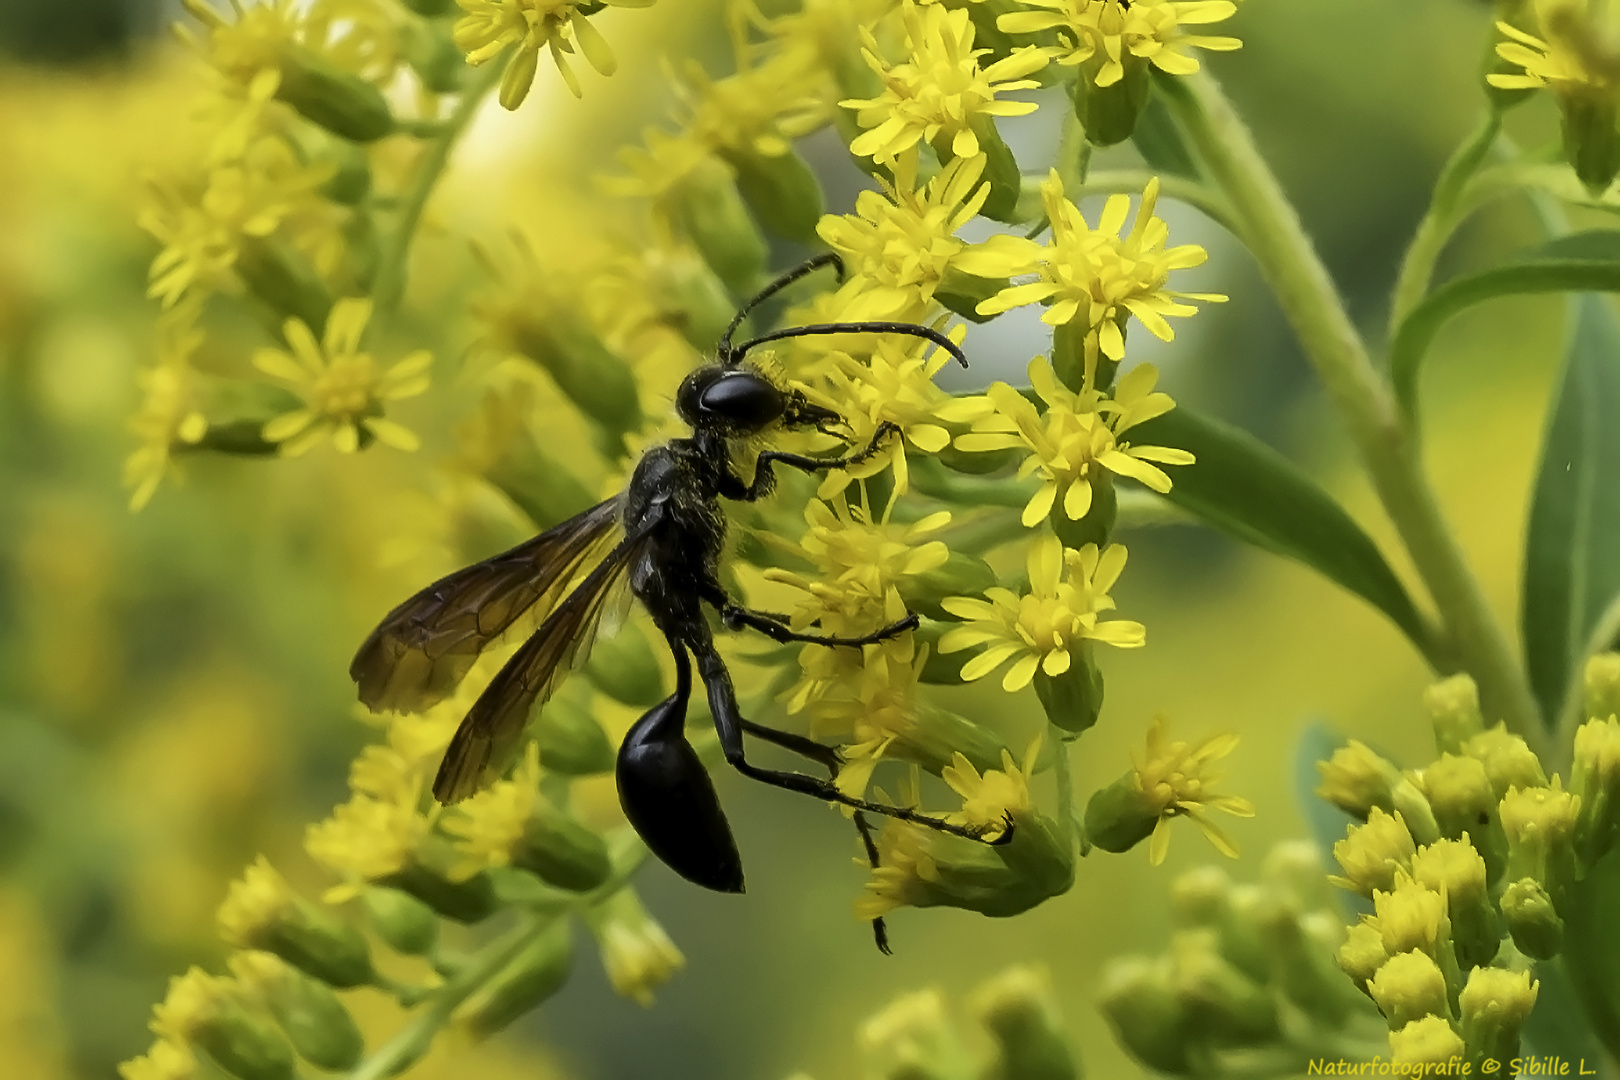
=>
[1391,1015,1466,1067]
[1171,929,1279,1042]
[380,861,498,924]
[217,859,375,989]
[1425,674,1485,753]
[1245,896,1360,1027]
[669,155,769,294]
[860,989,974,1080]
[277,47,394,142]
[1561,94,1620,194]
[584,622,665,707]
[1370,875,1455,984]
[1585,652,1620,720]
[585,888,685,1007]
[903,551,998,621]
[1501,779,1580,889]
[1085,770,1159,856]
[1367,950,1452,1030]
[318,142,371,205]
[717,146,824,243]
[534,695,615,775]
[1035,645,1104,736]
[236,237,332,334]
[972,965,1077,1080]
[992,811,1075,904]
[1213,885,1276,984]
[1337,922,1388,992]
[1073,51,1151,148]
[1262,840,1331,910]
[452,920,572,1040]
[1500,876,1564,959]
[1464,725,1548,799]
[1417,755,1506,881]
[154,969,294,1080]
[935,266,1010,325]
[639,245,738,354]
[1572,715,1620,865]
[360,887,438,955]
[1411,838,1499,972]
[1391,776,1443,846]
[1170,865,1231,928]
[1317,740,1401,819]
[1050,473,1116,553]
[1098,957,1191,1075]
[1330,808,1416,897]
[512,802,613,892]
[894,702,1016,780]
[1460,966,1537,1066]
[229,952,363,1072]
[946,119,1020,223]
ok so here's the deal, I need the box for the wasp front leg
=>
[699,581,918,648]
[722,421,901,503]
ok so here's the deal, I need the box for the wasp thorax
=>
[676,365,786,433]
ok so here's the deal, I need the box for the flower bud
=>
[1171,929,1279,1042]
[1460,966,1537,1065]
[1170,865,1231,928]
[451,920,572,1040]
[1367,950,1452,1030]
[153,969,295,1080]
[513,803,613,892]
[1337,922,1388,992]
[1417,755,1506,881]
[1213,885,1276,984]
[1317,740,1400,819]
[1246,897,1360,1027]
[1390,1015,1466,1067]
[585,888,685,1007]
[318,141,371,205]
[1501,779,1580,890]
[1330,808,1415,897]
[718,146,824,243]
[1263,840,1331,910]
[1390,777,1443,846]
[1464,725,1547,799]
[1098,957,1191,1075]
[859,988,968,1080]
[1425,674,1485,753]
[584,623,665,707]
[1072,51,1151,148]
[380,861,498,924]
[1050,472,1116,552]
[229,952,363,1072]
[235,238,332,334]
[991,811,1075,904]
[505,309,642,439]
[1085,770,1158,856]
[1572,715,1620,866]
[274,49,394,141]
[1500,876,1563,959]
[217,859,375,989]
[1370,875,1455,989]
[972,965,1077,1080]
[1411,838,1499,972]
[1561,95,1620,194]
[669,155,769,294]
[534,696,616,776]
[360,887,438,956]
[1035,645,1104,736]
[1585,652,1620,720]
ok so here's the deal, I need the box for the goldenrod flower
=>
[999,0,1241,86]
[216,857,295,947]
[587,888,686,1007]
[817,151,992,322]
[441,741,543,878]
[679,50,833,159]
[1488,10,1620,97]
[125,304,209,511]
[843,2,1047,163]
[151,967,230,1043]
[801,635,929,796]
[178,0,300,88]
[1131,717,1252,864]
[955,357,1193,526]
[454,0,656,106]
[943,738,1039,835]
[119,1040,197,1080]
[253,297,431,456]
[939,532,1145,691]
[956,173,1224,375]
[855,818,942,920]
[305,794,429,903]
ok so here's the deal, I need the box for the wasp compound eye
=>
[617,693,745,893]
[702,370,786,430]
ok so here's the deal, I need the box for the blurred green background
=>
[0,0,1574,1077]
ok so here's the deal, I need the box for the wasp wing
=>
[432,521,655,803]
[351,498,621,713]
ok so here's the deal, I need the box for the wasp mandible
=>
[351,254,1007,945]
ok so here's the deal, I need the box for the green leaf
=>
[1391,231,1620,423]
[1131,408,1435,661]
[1522,295,1620,726]
[1547,849,1620,1063]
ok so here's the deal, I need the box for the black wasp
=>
[351,254,1007,951]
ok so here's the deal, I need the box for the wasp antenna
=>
[733,321,969,369]
[717,253,845,365]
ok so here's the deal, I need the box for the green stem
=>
[1052,724,1079,855]
[1388,111,1502,332]
[372,56,506,314]
[1160,71,1547,759]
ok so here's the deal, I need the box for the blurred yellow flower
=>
[442,741,544,879]
[119,1039,197,1080]
[843,2,1047,163]
[817,151,991,321]
[125,303,209,511]
[955,357,1193,527]
[253,297,431,456]
[454,0,656,106]
[305,794,429,903]
[679,50,833,159]
[1132,717,1253,865]
[1000,0,1241,85]
[940,532,1144,691]
[956,173,1224,376]
[587,888,686,1007]
[150,967,228,1043]
[215,857,295,948]
[1488,6,1620,98]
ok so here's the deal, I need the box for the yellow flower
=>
[253,297,431,456]
[216,857,295,947]
[679,50,834,159]
[955,357,1193,527]
[943,738,1039,835]
[453,0,656,106]
[855,818,942,920]
[939,531,1144,691]
[305,794,429,903]
[1488,5,1620,98]
[1000,0,1241,85]
[151,967,230,1043]
[587,888,686,1007]
[843,2,1047,163]
[801,635,929,797]
[178,0,301,89]
[119,1040,197,1080]
[441,741,543,879]
[816,150,992,322]
[125,303,209,511]
[1132,717,1253,865]
[956,173,1224,376]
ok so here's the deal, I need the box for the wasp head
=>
[676,363,843,437]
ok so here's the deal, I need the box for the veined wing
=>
[432,521,655,803]
[351,498,621,713]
